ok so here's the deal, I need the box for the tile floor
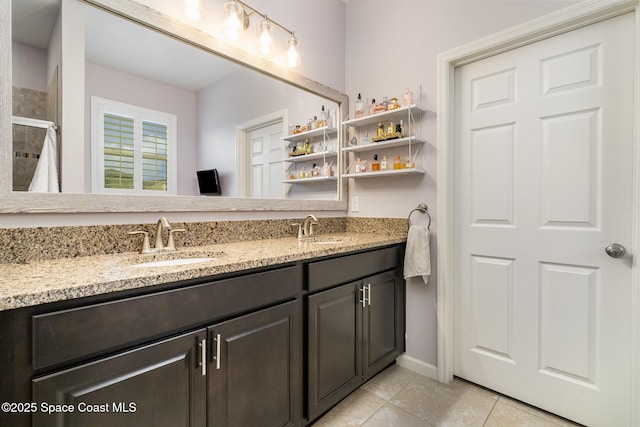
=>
[312,364,582,427]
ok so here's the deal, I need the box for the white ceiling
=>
[12,0,60,49]
[83,5,240,92]
[13,0,241,92]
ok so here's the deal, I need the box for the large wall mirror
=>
[1,0,348,213]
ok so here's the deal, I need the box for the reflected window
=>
[91,97,176,195]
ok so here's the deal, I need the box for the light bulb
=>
[224,1,244,39]
[185,0,202,21]
[287,34,300,67]
[258,18,272,55]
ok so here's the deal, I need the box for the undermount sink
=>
[122,249,223,268]
[129,257,216,268]
[305,236,355,245]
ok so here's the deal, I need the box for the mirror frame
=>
[0,0,348,213]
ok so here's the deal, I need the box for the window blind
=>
[142,121,168,191]
[103,113,134,189]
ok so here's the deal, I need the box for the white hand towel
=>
[403,225,431,284]
[28,125,59,193]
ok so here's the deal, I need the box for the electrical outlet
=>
[351,195,360,212]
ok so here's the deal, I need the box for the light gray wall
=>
[344,0,582,367]
[11,42,47,91]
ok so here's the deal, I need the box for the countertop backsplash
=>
[0,217,407,264]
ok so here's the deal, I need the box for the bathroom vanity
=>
[0,235,405,427]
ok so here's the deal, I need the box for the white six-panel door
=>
[247,121,284,199]
[454,13,634,426]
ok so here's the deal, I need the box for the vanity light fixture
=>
[224,0,249,40]
[184,0,203,21]
[222,0,300,67]
[258,16,272,55]
[287,33,300,68]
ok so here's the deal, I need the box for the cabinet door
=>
[307,282,362,421]
[362,269,404,381]
[32,329,207,427]
[208,300,302,427]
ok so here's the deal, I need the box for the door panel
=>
[248,121,284,199]
[32,329,207,427]
[307,282,361,421]
[454,13,634,426]
[363,270,402,381]
[208,300,301,427]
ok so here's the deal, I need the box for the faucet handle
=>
[291,223,303,239]
[166,229,186,251]
[308,220,319,236]
[128,231,151,254]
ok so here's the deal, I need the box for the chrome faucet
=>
[302,214,319,237]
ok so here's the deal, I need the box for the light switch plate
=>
[351,195,360,212]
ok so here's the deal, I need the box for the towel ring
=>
[408,203,431,230]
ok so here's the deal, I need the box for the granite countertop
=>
[0,232,407,311]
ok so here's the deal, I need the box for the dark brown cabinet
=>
[0,245,404,427]
[208,300,301,427]
[362,270,404,380]
[32,299,301,427]
[33,329,208,427]
[307,282,362,421]
[307,268,404,422]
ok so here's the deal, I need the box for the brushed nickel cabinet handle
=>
[213,333,221,370]
[199,338,206,376]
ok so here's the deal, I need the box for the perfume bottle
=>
[396,120,403,136]
[371,154,380,171]
[377,122,385,138]
[387,122,395,136]
[323,162,332,177]
[300,166,307,178]
[362,132,371,145]
[305,138,311,155]
[369,98,376,115]
[354,93,364,118]
[393,155,403,170]
[373,101,386,114]
[405,158,413,169]
[320,105,328,127]
[382,96,389,110]
[380,155,389,171]
[355,158,363,173]
[403,88,413,106]
[312,163,320,177]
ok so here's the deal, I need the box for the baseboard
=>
[396,354,438,380]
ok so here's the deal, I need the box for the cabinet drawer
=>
[32,265,302,371]
[307,246,401,292]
